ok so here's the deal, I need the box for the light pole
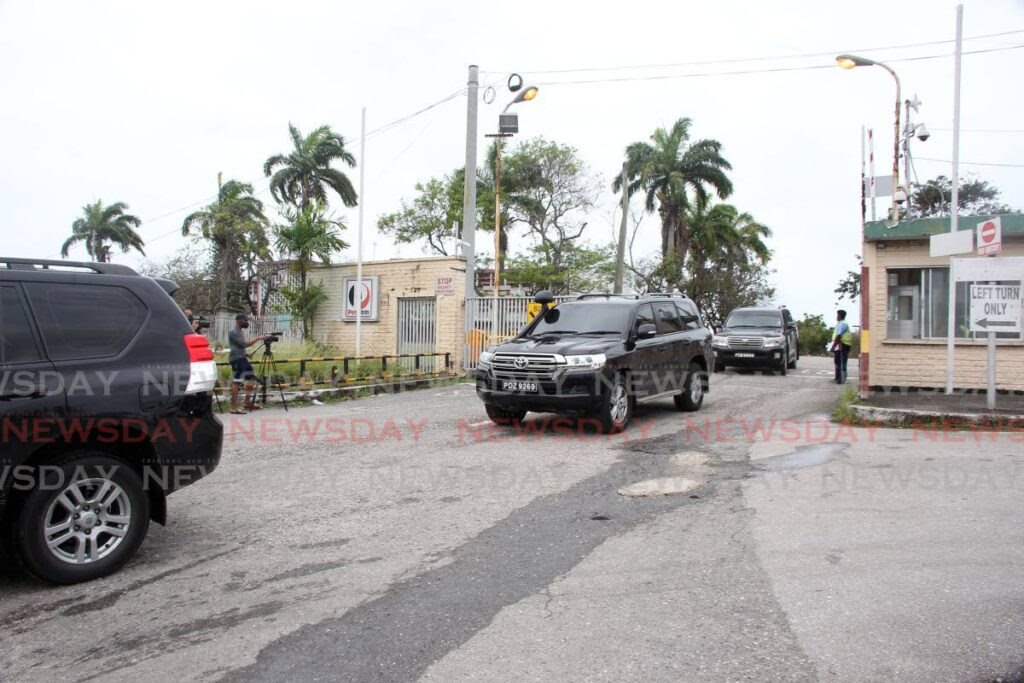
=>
[837,54,902,225]
[485,81,538,343]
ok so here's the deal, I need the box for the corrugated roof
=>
[864,213,1024,241]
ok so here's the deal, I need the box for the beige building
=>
[310,255,467,370]
[862,214,1024,391]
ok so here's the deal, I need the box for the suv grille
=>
[491,353,563,380]
[727,337,765,350]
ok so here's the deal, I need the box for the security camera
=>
[894,187,908,204]
[916,124,930,142]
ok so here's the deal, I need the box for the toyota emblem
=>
[513,356,529,369]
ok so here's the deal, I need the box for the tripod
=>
[252,339,288,411]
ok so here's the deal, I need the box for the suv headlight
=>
[712,335,729,348]
[564,353,606,370]
[762,336,785,348]
[478,350,495,368]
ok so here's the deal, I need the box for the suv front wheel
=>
[597,374,633,433]
[8,452,150,585]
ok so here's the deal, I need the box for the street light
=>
[836,53,902,226]
[485,82,539,342]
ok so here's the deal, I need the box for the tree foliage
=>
[181,177,270,313]
[614,117,732,271]
[61,200,145,263]
[274,204,347,337]
[911,174,1014,218]
[834,254,862,302]
[504,242,616,295]
[377,170,466,255]
[264,123,358,209]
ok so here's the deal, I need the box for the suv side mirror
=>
[636,323,657,339]
[533,290,555,305]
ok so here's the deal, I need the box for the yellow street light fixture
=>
[836,53,902,226]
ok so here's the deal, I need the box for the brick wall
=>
[309,256,467,369]
[863,237,1024,391]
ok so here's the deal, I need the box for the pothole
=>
[618,477,701,498]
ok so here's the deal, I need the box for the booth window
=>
[886,267,1019,340]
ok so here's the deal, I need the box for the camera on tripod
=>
[193,316,211,330]
[263,332,284,348]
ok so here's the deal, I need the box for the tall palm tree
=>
[613,117,732,265]
[263,123,358,209]
[182,176,269,312]
[686,201,771,275]
[61,201,145,262]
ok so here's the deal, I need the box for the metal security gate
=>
[398,297,436,372]
[464,295,575,370]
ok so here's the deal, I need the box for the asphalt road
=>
[2,356,1022,682]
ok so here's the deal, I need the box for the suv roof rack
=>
[642,291,686,298]
[576,293,639,300]
[0,257,138,276]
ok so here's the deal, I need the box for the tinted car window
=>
[26,283,147,360]
[782,309,793,325]
[654,302,683,334]
[725,310,783,328]
[0,286,42,363]
[675,300,701,330]
[530,303,630,337]
[633,303,655,333]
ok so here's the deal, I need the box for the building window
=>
[886,267,1020,341]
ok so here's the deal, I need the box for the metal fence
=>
[397,297,437,372]
[210,312,301,349]
[464,295,575,370]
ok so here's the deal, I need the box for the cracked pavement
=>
[2,357,1023,682]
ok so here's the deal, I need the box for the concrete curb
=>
[219,374,469,409]
[850,404,1024,426]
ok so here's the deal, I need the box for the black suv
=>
[476,292,712,431]
[0,258,223,584]
[712,306,799,374]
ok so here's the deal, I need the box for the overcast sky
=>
[2,0,1022,324]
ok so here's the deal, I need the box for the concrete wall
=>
[310,256,466,369]
[863,237,1024,391]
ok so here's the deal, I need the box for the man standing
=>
[229,313,265,414]
[830,309,853,384]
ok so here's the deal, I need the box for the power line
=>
[929,127,1024,133]
[915,157,1024,168]
[482,28,1024,76]
[526,44,1024,87]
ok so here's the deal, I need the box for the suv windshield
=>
[725,311,782,328]
[528,304,629,338]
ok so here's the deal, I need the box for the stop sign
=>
[977,217,1002,255]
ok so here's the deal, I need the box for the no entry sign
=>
[976,217,1002,256]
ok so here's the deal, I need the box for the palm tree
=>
[263,123,358,209]
[61,201,145,262]
[182,175,269,312]
[274,204,347,337]
[613,118,732,265]
[686,201,771,275]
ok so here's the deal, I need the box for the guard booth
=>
[861,214,1024,392]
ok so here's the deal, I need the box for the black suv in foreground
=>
[0,258,223,583]
[476,292,712,432]
[712,306,799,374]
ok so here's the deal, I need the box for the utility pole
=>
[461,65,478,298]
[356,107,366,356]
[492,136,503,341]
[945,4,963,395]
[613,163,629,293]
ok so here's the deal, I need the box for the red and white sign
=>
[977,217,1002,256]
[343,276,380,321]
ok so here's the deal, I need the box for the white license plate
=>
[734,352,755,358]
[501,380,538,392]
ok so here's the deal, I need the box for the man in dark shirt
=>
[229,314,265,414]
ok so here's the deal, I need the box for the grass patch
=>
[832,386,861,423]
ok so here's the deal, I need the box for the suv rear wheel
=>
[597,374,632,433]
[8,452,150,585]
[485,404,526,426]
[675,362,707,411]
